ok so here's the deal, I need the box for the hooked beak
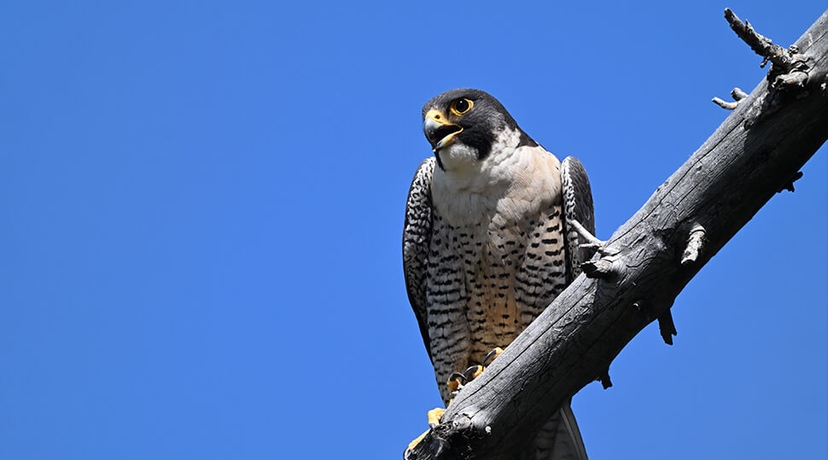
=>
[423,109,462,153]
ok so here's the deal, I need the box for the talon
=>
[447,372,467,393]
[463,365,483,381]
[483,347,504,367]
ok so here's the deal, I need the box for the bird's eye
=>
[450,98,473,116]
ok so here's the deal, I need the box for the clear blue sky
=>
[2,2,825,459]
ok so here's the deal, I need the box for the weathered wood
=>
[406,9,828,460]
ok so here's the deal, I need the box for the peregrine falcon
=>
[403,89,595,459]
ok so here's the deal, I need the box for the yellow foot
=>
[404,408,446,459]
[405,350,503,458]
[427,407,445,427]
[446,349,504,400]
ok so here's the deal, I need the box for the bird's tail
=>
[526,399,588,460]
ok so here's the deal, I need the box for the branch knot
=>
[680,224,706,265]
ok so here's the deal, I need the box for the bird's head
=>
[421,88,536,170]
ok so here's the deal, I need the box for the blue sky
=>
[1,2,825,459]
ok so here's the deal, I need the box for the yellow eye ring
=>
[450,98,473,116]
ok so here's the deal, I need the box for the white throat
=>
[431,127,541,225]
[434,126,523,188]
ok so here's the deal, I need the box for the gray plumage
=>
[403,89,594,460]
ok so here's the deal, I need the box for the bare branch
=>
[724,8,791,68]
[657,311,677,346]
[724,8,814,90]
[569,219,606,250]
[406,10,828,460]
[731,88,748,100]
[712,96,740,110]
[779,171,805,193]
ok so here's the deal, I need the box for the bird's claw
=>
[448,365,484,397]
[483,347,503,367]
[427,408,446,428]
[404,407,447,459]
[447,347,504,397]
[447,371,467,394]
[406,348,505,458]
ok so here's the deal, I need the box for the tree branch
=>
[724,8,792,69]
[406,9,828,460]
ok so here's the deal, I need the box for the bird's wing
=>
[561,156,596,281]
[403,157,436,361]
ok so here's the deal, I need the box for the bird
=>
[403,88,595,460]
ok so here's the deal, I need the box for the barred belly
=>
[426,202,566,403]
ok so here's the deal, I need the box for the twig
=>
[712,96,739,110]
[598,369,612,389]
[724,9,791,68]
[569,219,607,252]
[778,171,804,193]
[731,88,748,100]
[658,311,677,346]
[724,9,812,89]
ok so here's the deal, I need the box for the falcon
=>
[403,88,595,459]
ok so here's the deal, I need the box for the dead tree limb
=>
[406,9,828,460]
